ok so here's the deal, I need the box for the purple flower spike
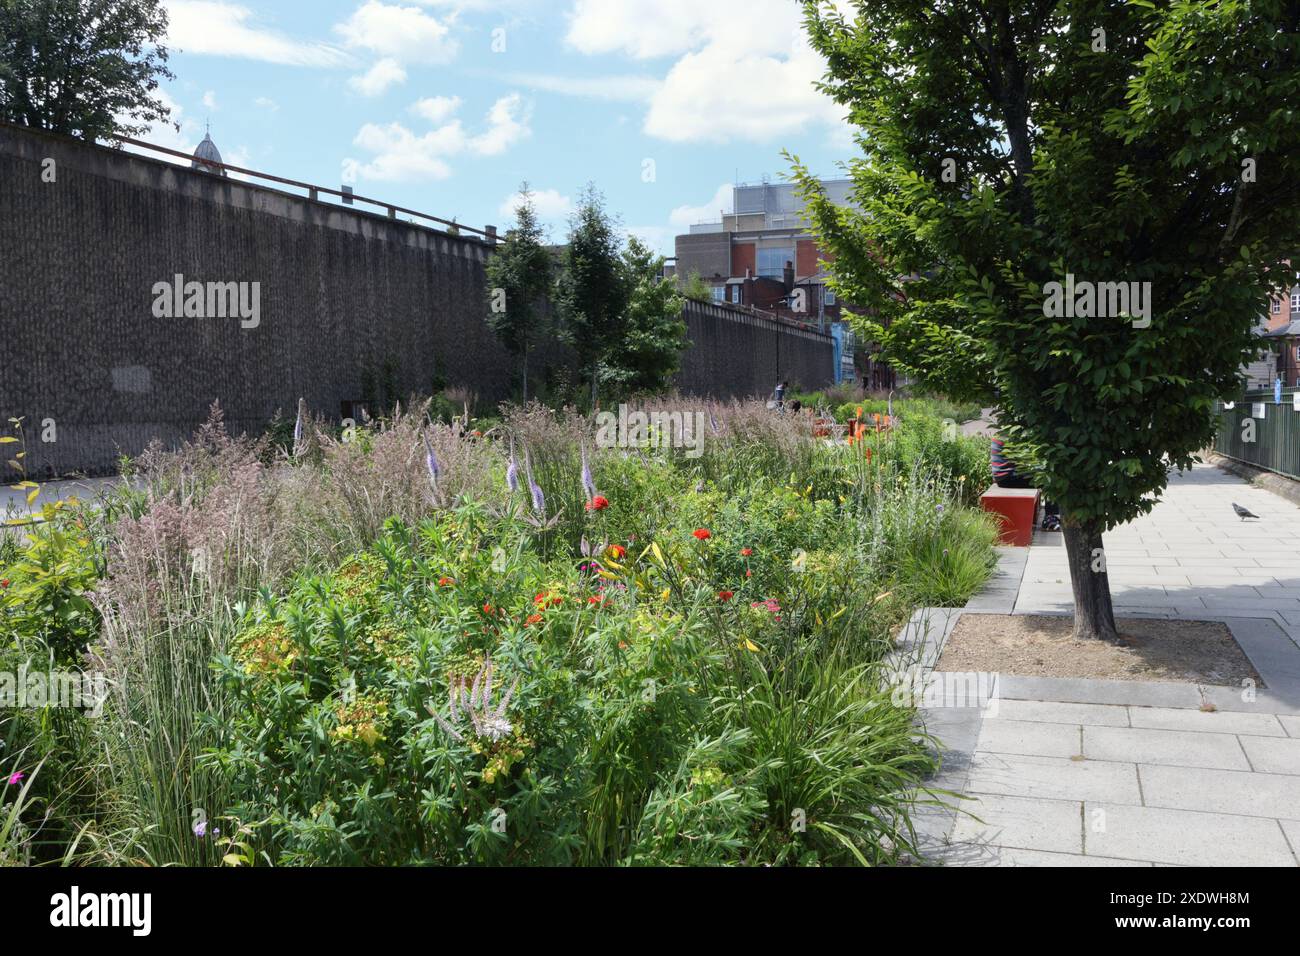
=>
[524,450,545,513]
[506,440,519,493]
[581,445,596,500]
[193,820,208,838]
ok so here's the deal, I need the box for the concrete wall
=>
[677,300,834,400]
[0,123,832,476]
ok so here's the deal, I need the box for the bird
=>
[1232,502,1260,521]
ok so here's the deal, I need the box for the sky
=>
[138,0,858,254]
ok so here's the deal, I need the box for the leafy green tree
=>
[679,270,715,303]
[602,236,689,396]
[0,0,173,140]
[556,186,629,407]
[793,0,1300,641]
[485,185,553,400]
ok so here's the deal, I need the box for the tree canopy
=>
[793,0,1300,639]
[0,0,174,141]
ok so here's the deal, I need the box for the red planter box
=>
[979,486,1040,547]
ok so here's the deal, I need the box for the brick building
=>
[673,180,896,389]
[1261,276,1300,388]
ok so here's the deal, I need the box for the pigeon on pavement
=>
[1232,502,1260,521]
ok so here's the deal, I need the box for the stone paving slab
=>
[1083,726,1253,771]
[1138,764,1300,820]
[1083,803,1297,867]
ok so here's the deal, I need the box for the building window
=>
[710,286,725,302]
[825,289,836,306]
[1292,291,1300,311]
[1295,344,1300,363]
[1273,298,1282,314]
[757,247,793,278]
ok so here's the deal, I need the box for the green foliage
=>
[791,0,1300,537]
[0,0,175,140]
[1,397,999,866]
[678,270,716,303]
[0,505,100,664]
[555,186,629,406]
[600,236,690,397]
[485,185,554,400]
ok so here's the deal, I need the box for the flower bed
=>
[1,397,997,866]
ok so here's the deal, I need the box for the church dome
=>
[192,131,227,176]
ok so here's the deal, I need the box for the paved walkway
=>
[905,462,1300,867]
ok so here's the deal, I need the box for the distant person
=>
[774,380,788,410]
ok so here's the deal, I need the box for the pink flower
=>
[6,771,24,786]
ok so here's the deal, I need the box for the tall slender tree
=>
[485,184,553,400]
[555,186,629,407]
[793,0,1300,641]
[0,0,174,141]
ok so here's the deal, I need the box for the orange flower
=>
[588,595,603,606]
[717,590,734,602]
[482,603,493,615]
[438,576,455,587]
[692,528,711,541]
[606,544,626,559]
[740,548,752,557]
[585,495,610,511]
[525,613,544,626]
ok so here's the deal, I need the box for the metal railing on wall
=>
[1214,389,1300,479]
[106,131,499,243]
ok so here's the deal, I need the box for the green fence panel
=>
[1214,389,1300,480]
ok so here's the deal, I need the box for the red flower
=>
[606,544,626,559]
[585,495,610,512]
[746,569,753,578]
[740,548,752,557]
[717,590,734,602]
[692,528,712,541]
[0,579,9,589]
[525,613,544,626]
[482,603,493,615]
[438,576,455,587]
[588,595,604,606]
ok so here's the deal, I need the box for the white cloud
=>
[201,90,218,110]
[471,93,530,155]
[350,57,408,96]
[254,96,279,112]
[335,1,459,64]
[562,0,843,144]
[669,182,733,228]
[645,34,843,144]
[498,187,572,220]
[410,95,463,123]
[347,94,532,181]
[499,72,660,102]
[164,1,352,66]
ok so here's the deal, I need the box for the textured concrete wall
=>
[0,123,832,476]
[677,300,834,400]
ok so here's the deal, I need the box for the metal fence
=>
[1214,389,1300,479]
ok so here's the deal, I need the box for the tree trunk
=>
[1061,519,1121,642]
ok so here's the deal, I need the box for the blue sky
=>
[141,0,855,254]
